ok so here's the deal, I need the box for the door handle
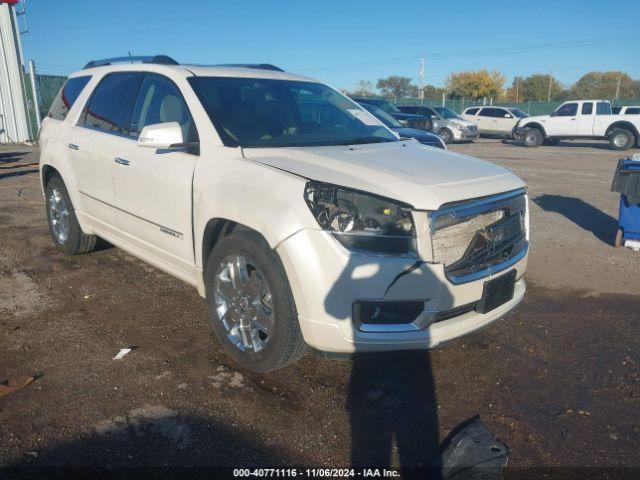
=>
[114,157,130,166]
[68,143,79,150]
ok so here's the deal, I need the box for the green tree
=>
[376,76,417,99]
[445,70,505,100]
[523,74,563,101]
[421,84,446,99]
[571,71,637,99]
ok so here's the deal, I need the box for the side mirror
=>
[138,122,185,149]
[504,113,512,118]
[550,111,558,117]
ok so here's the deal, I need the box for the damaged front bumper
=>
[276,228,527,354]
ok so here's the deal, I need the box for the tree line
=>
[349,70,640,102]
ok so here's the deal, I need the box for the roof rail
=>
[83,55,179,69]
[213,63,284,72]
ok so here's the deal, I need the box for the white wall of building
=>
[0,2,30,143]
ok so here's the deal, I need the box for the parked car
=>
[350,96,431,131]
[516,100,640,150]
[462,106,529,138]
[358,102,446,149]
[397,105,479,144]
[40,55,529,372]
[612,106,640,115]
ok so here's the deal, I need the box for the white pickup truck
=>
[516,100,640,150]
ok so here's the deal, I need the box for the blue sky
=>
[20,0,640,91]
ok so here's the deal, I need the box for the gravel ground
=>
[0,140,638,476]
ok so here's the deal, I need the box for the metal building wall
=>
[0,2,30,143]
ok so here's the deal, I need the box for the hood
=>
[242,139,525,210]
[393,127,443,144]
[391,112,428,121]
[449,118,476,127]
[520,114,549,124]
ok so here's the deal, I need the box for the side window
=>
[581,102,593,115]
[478,108,492,117]
[402,106,417,114]
[497,108,510,117]
[612,106,622,114]
[80,73,142,134]
[596,102,612,115]
[129,74,198,143]
[48,76,91,121]
[626,107,640,115]
[425,108,438,118]
[466,107,479,115]
[555,103,578,117]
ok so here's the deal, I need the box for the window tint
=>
[612,106,622,114]
[596,102,611,115]
[400,106,417,114]
[48,76,91,121]
[581,102,593,115]
[80,72,142,134]
[555,103,578,117]
[479,108,498,117]
[465,107,479,115]
[625,107,640,115]
[129,74,198,143]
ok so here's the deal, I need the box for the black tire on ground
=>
[609,128,635,151]
[44,175,97,255]
[544,137,561,146]
[614,228,624,248]
[204,230,307,372]
[438,128,453,144]
[522,128,544,148]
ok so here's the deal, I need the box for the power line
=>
[299,34,640,73]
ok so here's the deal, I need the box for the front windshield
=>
[376,99,401,114]
[360,103,403,128]
[508,108,529,118]
[188,77,397,147]
[433,107,461,119]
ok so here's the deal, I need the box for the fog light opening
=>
[353,300,424,326]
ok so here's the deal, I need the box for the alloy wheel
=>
[214,254,274,353]
[49,188,70,244]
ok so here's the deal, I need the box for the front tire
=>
[204,231,307,372]
[45,175,97,255]
[438,128,453,144]
[609,128,635,151]
[522,128,544,147]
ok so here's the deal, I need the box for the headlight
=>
[304,181,416,255]
[452,122,466,130]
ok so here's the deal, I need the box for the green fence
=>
[396,97,640,116]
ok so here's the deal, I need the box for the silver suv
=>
[398,105,479,144]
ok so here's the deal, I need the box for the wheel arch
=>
[606,121,639,138]
[523,122,547,137]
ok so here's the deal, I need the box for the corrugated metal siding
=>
[0,3,30,142]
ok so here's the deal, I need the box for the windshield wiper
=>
[335,137,395,146]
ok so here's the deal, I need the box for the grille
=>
[431,191,527,279]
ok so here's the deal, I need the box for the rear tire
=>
[45,175,97,255]
[438,128,453,144]
[522,128,544,148]
[204,230,307,372]
[609,128,635,151]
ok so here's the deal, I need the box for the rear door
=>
[71,72,143,226]
[111,73,199,269]
[576,102,594,135]
[476,108,496,134]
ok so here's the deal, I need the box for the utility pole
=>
[547,74,552,102]
[28,60,41,131]
[515,78,519,103]
[615,76,621,100]
[418,56,425,103]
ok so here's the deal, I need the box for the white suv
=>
[39,56,529,372]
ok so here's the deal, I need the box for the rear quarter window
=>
[465,108,479,115]
[48,76,92,121]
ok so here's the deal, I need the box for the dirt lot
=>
[1,139,639,475]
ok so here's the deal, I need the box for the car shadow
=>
[324,256,449,476]
[533,194,618,245]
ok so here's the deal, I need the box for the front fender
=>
[193,145,317,270]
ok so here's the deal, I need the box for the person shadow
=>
[324,254,451,477]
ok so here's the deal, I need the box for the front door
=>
[111,73,199,270]
[545,102,578,136]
